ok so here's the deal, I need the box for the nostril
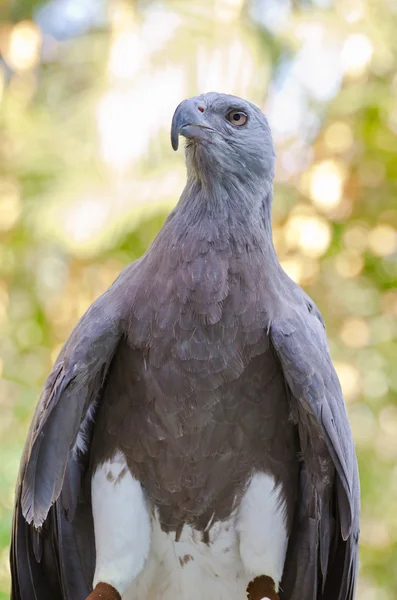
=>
[197,106,205,113]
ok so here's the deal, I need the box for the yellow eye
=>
[227,110,248,126]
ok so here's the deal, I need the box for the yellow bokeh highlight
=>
[324,121,354,153]
[340,317,370,348]
[334,361,362,402]
[341,32,373,77]
[335,250,364,278]
[284,212,332,258]
[0,180,21,231]
[308,160,346,211]
[368,224,397,257]
[3,21,41,72]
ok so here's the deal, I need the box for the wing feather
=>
[10,265,135,599]
[271,301,359,600]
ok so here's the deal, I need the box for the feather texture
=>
[10,93,359,600]
[272,298,359,600]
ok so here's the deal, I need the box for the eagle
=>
[10,93,359,600]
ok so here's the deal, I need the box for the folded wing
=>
[10,266,135,600]
[271,299,359,600]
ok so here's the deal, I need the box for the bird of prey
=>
[10,92,359,600]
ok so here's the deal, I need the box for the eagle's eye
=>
[227,110,248,126]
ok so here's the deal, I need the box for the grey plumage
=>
[10,92,359,600]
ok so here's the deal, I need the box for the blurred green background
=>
[1,0,397,598]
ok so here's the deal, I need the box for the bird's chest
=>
[130,245,270,393]
[97,248,293,529]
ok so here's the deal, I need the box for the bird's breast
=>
[129,240,271,383]
[92,241,297,530]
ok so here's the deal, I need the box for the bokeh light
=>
[341,32,373,77]
[308,160,346,211]
[2,21,42,72]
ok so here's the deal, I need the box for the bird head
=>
[171,92,276,187]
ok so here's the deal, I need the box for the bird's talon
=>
[86,582,121,600]
[246,575,279,600]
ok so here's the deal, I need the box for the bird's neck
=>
[148,175,280,273]
[166,179,277,254]
[170,177,276,250]
[142,180,284,317]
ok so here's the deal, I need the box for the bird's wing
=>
[270,298,359,600]
[10,264,136,600]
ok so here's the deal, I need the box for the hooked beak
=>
[170,98,214,151]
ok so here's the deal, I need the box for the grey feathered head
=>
[171,92,276,186]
